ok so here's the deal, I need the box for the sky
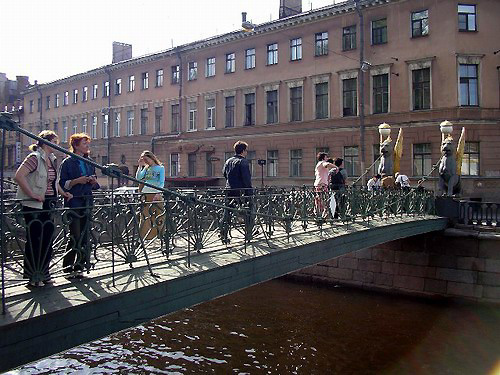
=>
[1,0,341,84]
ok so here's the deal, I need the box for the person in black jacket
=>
[59,133,100,278]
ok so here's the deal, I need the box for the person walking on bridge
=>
[59,133,100,279]
[314,152,335,218]
[15,130,73,287]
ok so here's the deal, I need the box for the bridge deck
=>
[0,215,448,371]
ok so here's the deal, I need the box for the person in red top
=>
[15,130,72,287]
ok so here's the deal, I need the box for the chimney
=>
[242,12,247,23]
[279,0,302,19]
[112,42,132,64]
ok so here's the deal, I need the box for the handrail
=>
[351,154,382,186]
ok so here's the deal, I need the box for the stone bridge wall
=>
[290,227,500,303]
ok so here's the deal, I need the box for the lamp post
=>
[356,0,367,186]
[378,122,391,143]
[257,159,266,187]
[439,120,453,142]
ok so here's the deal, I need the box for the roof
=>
[23,0,392,94]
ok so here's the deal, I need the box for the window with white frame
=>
[315,32,328,56]
[343,78,357,117]
[73,89,78,104]
[114,112,121,137]
[245,48,256,69]
[154,107,162,134]
[115,78,122,95]
[46,96,50,110]
[267,150,278,177]
[64,91,69,105]
[171,66,179,84]
[102,114,108,139]
[266,90,278,124]
[290,149,302,177]
[290,86,303,122]
[81,116,87,134]
[290,38,302,61]
[55,94,60,108]
[411,10,429,37]
[247,151,256,176]
[29,100,33,113]
[128,75,135,92]
[171,104,179,133]
[188,101,197,131]
[127,110,134,136]
[461,142,479,176]
[225,53,235,73]
[458,4,476,31]
[170,153,179,177]
[206,57,215,77]
[53,121,58,135]
[141,72,149,89]
[72,118,77,134]
[372,74,389,114]
[91,115,97,139]
[156,69,164,87]
[244,93,255,126]
[92,84,98,99]
[188,61,197,80]
[62,120,68,142]
[188,153,196,176]
[82,86,88,102]
[413,143,431,176]
[103,81,110,97]
[206,98,216,129]
[412,68,430,110]
[267,43,278,65]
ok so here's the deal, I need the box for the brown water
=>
[8,279,500,375]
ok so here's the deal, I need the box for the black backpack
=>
[330,167,345,189]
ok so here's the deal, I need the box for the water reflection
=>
[7,279,500,374]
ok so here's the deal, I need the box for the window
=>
[102,114,109,139]
[206,57,216,77]
[315,32,328,56]
[128,75,135,92]
[170,153,179,177]
[342,25,356,51]
[411,10,429,37]
[373,144,381,175]
[72,118,77,134]
[461,142,479,176]
[244,93,255,126]
[91,115,97,139]
[459,64,478,106]
[114,112,121,137]
[103,81,110,97]
[372,18,387,45]
[225,53,235,73]
[142,72,149,89]
[171,66,180,84]
[46,96,50,110]
[206,152,215,177]
[53,121,58,135]
[412,68,430,110]
[188,101,197,131]
[188,62,197,80]
[315,82,329,119]
[62,120,68,142]
[55,94,60,108]
[155,107,162,134]
[458,4,476,31]
[115,78,122,95]
[93,84,98,99]
[37,98,41,112]
[290,149,302,177]
[245,48,256,69]
[266,90,278,124]
[206,99,216,129]
[225,96,235,128]
[343,78,357,117]
[29,100,33,113]
[73,89,78,104]
[64,91,69,105]
[224,151,233,161]
[344,146,360,176]
[171,104,179,133]
[188,153,196,176]
[373,74,389,114]
[290,38,302,61]
[247,151,256,176]
[81,116,87,134]
[290,86,303,122]
[156,69,164,87]
[267,150,278,177]
[267,43,278,65]
[140,108,148,135]
[126,111,134,136]
[413,143,431,176]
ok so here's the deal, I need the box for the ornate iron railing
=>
[0,112,437,314]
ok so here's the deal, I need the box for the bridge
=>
[0,113,449,371]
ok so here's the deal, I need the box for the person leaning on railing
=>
[313,152,335,218]
[14,130,73,287]
[135,150,165,240]
[59,133,100,279]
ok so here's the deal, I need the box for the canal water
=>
[7,279,500,375]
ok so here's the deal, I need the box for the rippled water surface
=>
[7,279,500,374]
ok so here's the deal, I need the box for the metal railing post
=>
[1,128,6,314]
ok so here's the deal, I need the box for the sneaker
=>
[74,271,85,279]
[43,278,55,285]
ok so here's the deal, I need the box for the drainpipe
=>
[105,67,112,163]
[355,0,366,186]
[35,81,43,132]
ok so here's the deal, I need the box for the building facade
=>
[20,0,500,198]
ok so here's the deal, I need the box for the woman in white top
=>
[314,152,335,218]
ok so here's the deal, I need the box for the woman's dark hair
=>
[327,158,334,164]
[29,130,58,152]
[234,141,248,155]
[334,158,343,167]
[317,152,328,162]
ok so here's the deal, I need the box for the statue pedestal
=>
[435,196,459,220]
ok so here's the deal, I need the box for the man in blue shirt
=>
[59,133,100,278]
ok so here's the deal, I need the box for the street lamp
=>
[439,120,453,142]
[378,122,391,143]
